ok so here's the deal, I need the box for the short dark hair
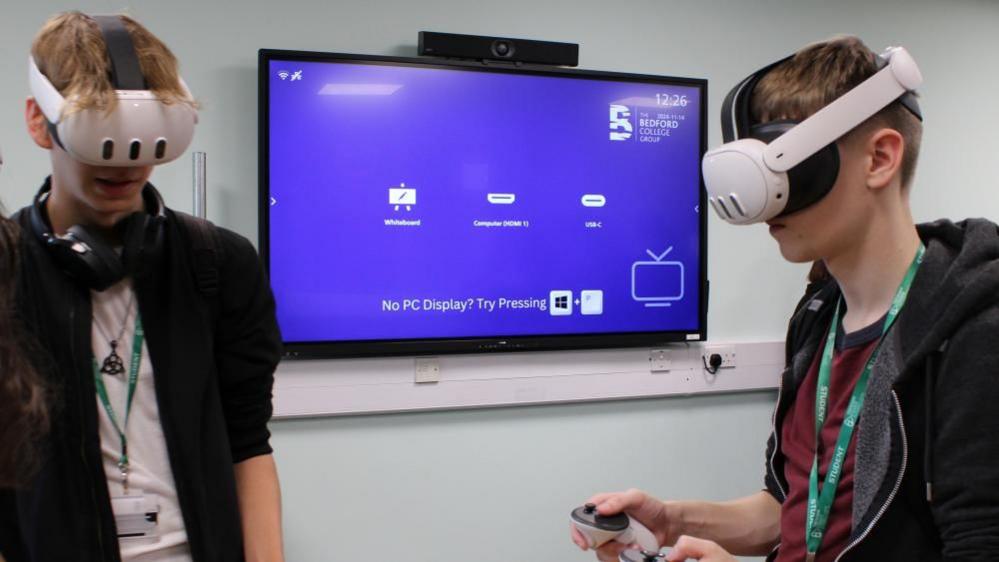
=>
[751,36,922,189]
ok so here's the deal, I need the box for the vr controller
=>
[619,549,668,562]
[571,503,660,553]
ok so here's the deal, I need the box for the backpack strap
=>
[175,212,222,298]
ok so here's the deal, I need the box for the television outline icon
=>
[631,247,685,308]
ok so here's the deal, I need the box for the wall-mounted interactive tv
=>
[259,48,708,358]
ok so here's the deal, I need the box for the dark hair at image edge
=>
[0,214,50,488]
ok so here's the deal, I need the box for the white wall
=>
[2,1,997,560]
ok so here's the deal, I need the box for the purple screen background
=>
[266,59,704,343]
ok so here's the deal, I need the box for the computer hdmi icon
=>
[487,193,516,204]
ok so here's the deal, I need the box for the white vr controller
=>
[619,549,668,562]
[571,503,660,553]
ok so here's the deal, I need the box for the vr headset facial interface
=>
[28,15,198,167]
[702,46,923,225]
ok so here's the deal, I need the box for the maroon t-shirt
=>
[775,318,882,562]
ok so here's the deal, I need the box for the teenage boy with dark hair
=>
[572,36,999,562]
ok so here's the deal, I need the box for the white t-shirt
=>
[92,279,192,562]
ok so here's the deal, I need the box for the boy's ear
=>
[866,127,904,191]
[25,97,54,150]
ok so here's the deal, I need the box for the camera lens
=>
[491,40,514,58]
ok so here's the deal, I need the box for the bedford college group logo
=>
[609,104,633,141]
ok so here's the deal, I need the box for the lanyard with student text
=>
[805,244,924,561]
[93,315,144,495]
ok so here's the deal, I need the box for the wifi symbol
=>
[277,70,290,81]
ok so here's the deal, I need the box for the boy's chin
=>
[83,191,146,222]
[775,242,820,265]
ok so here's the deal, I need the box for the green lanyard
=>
[93,314,144,494]
[805,244,924,560]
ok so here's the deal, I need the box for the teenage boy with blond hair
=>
[0,12,284,562]
[572,36,999,562]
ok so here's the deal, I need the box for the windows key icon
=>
[550,290,573,316]
[581,290,604,315]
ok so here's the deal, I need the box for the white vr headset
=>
[28,15,198,167]
[702,46,923,225]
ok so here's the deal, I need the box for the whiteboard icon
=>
[389,184,416,211]
[631,247,685,308]
[581,194,606,208]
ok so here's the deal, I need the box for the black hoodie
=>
[764,219,999,561]
[1,198,282,562]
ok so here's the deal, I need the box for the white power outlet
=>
[414,357,441,384]
[649,349,672,373]
[702,345,737,370]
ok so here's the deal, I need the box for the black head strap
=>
[91,15,147,90]
[720,55,793,143]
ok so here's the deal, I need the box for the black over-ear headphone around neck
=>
[28,178,167,291]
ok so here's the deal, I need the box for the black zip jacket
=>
[764,219,999,561]
[0,198,282,562]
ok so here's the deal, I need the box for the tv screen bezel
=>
[258,48,709,359]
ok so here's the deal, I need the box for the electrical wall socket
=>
[414,357,441,384]
[649,349,672,373]
[702,345,737,370]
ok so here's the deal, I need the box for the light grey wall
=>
[2,1,997,561]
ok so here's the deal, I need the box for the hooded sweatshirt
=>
[764,218,999,561]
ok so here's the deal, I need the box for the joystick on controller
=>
[619,549,668,562]
[570,503,660,552]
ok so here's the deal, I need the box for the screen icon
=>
[549,290,573,316]
[389,183,416,211]
[631,247,685,308]
[580,290,604,315]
